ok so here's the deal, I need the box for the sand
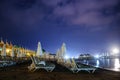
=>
[0,62,120,80]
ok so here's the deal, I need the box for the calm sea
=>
[79,58,120,72]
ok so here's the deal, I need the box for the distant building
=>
[79,54,93,60]
[0,39,35,58]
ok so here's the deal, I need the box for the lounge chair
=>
[57,58,96,73]
[0,61,16,67]
[72,59,96,73]
[64,58,79,73]
[56,58,79,73]
[76,63,96,73]
[28,56,55,72]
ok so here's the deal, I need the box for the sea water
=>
[80,58,120,72]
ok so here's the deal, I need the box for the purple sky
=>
[0,0,120,57]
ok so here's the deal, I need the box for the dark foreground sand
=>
[0,62,120,80]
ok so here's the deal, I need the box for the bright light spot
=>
[95,55,99,59]
[65,55,69,59]
[6,49,10,53]
[27,53,30,56]
[112,48,119,54]
[96,60,100,67]
[114,58,120,71]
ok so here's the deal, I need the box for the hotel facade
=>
[0,39,35,58]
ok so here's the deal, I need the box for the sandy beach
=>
[0,61,120,80]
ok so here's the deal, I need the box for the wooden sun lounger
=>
[28,56,55,72]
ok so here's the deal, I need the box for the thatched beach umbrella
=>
[17,49,21,58]
[11,47,14,57]
[1,44,6,57]
[36,42,43,57]
[60,43,66,59]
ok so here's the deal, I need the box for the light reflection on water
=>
[82,58,120,72]
[96,60,100,67]
[114,58,120,71]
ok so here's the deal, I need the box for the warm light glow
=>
[27,53,30,56]
[112,48,119,54]
[33,54,36,56]
[6,49,10,53]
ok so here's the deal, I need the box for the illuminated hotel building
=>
[0,39,35,58]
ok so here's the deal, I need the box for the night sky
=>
[0,0,120,57]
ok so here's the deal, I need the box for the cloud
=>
[51,0,120,29]
[0,0,120,31]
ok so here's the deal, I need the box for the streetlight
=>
[65,55,69,59]
[95,54,99,59]
[112,48,119,54]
